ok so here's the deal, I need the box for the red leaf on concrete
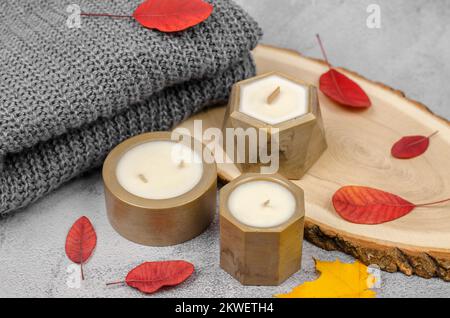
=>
[391,131,438,159]
[332,186,450,225]
[65,216,97,280]
[107,261,195,294]
[133,0,214,32]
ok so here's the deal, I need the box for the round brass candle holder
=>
[102,132,217,247]
[219,173,305,286]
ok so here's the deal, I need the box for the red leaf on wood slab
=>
[65,216,97,280]
[316,34,371,108]
[332,186,450,225]
[319,69,371,108]
[391,131,438,159]
[133,0,214,32]
[107,261,195,294]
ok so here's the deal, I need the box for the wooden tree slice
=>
[175,45,450,281]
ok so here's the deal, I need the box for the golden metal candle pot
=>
[222,72,327,180]
[102,132,217,247]
[219,173,305,286]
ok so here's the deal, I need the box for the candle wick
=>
[178,160,185,168]
[138,174,148,183]
[267,86,281,105]
[263,200,271,207]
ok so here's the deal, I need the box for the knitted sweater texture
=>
[0,0,262,214]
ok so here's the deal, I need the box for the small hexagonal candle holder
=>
[222,72,327,180]
[220,173,305,286]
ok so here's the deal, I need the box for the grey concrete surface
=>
[1,0,449,298]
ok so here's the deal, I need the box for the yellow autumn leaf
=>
[275,259,377,298]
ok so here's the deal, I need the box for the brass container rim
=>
[220,173,305,233]
[102,131,217,211]
[229,71,318,129]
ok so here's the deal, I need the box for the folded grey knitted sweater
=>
[0,0,262,214]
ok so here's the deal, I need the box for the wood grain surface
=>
[175,45,450,280]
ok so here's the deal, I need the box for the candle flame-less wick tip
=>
[138,174,148,183]
[263,200,271,207]
[178,160,185,168]
[267,86,281,105]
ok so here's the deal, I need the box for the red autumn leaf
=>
[107,261,195,294]
[332,186,415,225]
[316,34,371,108]
[65,216,97,280]
[391,131,438,159]
[133,0,214,32]
[332,186,450,225]
[319,69,371,108]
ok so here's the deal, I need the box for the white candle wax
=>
[239,74,309,125]
[227,180,296,228]
[116,141,203,200]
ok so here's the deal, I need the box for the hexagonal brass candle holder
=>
[222,72,327,180]
[220,173,305,286]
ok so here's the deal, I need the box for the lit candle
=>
[103,132,217,246]
[227,180,296,228]
[220,173,305,286]
[239,74,309,125]
[116,141,203,200]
